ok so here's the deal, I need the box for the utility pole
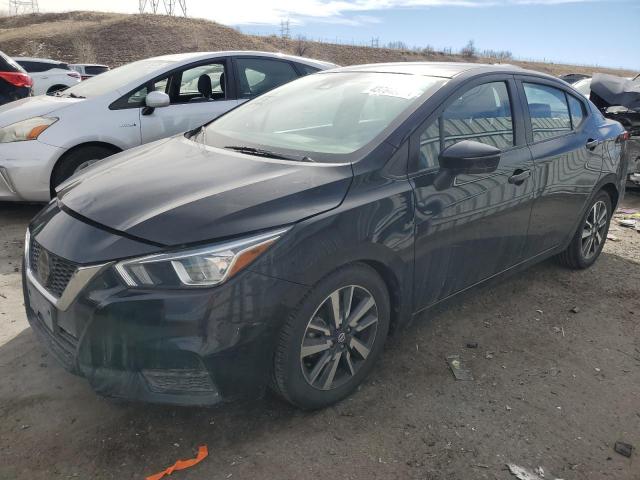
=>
[139,0,187,16]
[8,0,39,15]
[371,37,379,48]
[280,19,290,40]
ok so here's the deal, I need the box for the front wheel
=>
[272,264,390,409]
[50,145,117,196]
[557,191,612,269]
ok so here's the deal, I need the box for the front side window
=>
[442,81,514,150]
[201,72,447,159]
[236,58,298,98]
[523,83,572,142]
[176,63,226,102]
[416,81,513,172]
[126,77,169,106]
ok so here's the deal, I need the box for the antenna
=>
[8,0,39,15]
[139,0,187,16]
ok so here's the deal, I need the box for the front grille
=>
[29,240,78,298]
[142,369,216,394]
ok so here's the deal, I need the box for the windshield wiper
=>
[224,145,314,162]
[67,92,86,99]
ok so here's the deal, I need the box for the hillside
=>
[0,11,636,77]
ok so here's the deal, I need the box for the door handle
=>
[508,169,531,185]
[586,138,600,150]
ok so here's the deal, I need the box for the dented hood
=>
[58,136,353,246]
[591,73,640,111]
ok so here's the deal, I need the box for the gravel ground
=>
[0,191,638,480]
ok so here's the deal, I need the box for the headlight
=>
[115,227,289,288]
[0,116,58,143]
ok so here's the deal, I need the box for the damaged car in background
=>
[573,73,640,187]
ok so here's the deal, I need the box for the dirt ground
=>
[0,192,639,480]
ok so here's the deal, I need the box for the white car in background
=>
[0,51,337,202]
[13,57,81,95]
[69,63,110,81]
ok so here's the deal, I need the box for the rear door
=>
[139,57,238,144]
[516,77,602,258]
[410,75,535,310]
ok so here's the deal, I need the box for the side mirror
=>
[145,91,170,109]
[438,140,501,174]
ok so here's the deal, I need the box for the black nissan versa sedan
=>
[23,62,628,409]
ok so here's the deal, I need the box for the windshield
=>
[62,58,173,98]
[200,72,447,159]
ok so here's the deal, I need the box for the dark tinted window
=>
[16,60,68,73]
[523,83,571,142]
[0,52,24,72]
[296,63,320,76]
[442,81,514,149]
[567,94,586,128]
[85,65,109,75]
[235,58,298,98]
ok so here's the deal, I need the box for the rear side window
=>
[567,94,586,128]
[235,58,298,98]
[523,83,572,142]
[85,65,109,75]
[16,61,64,73]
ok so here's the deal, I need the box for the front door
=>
[410,77,535,311]
[139,59,239,144]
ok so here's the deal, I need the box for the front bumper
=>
[0,140,63,201]
[23,206,309,406]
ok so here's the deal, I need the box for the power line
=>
[8,0,39,15]
[139,0,187,16]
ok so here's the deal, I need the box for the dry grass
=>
[0,11,635,77]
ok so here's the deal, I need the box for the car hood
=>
[0,95,81,127]
[591,74,640,111]
[57,136,353,246]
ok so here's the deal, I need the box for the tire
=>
[272,263,390,410]
[50,145,117,194]
[556,190,612,269]
[46,85,68,95]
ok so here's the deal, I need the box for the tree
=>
[461,40,476,58]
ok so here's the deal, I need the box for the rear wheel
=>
[46,85,68,95]
[557,191,612,269]
[272,264,390,409]
[50,145,117,195]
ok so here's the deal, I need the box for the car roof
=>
[147,51,338,70]
[327,62,557,80]
[69,63,109,67]
[13,56,66,64]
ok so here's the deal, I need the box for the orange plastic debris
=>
[146,445,208,480]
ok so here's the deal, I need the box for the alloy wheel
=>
[300,285,379,391]
[581,200,608,260]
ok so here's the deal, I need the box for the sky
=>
[32,0,640,70]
